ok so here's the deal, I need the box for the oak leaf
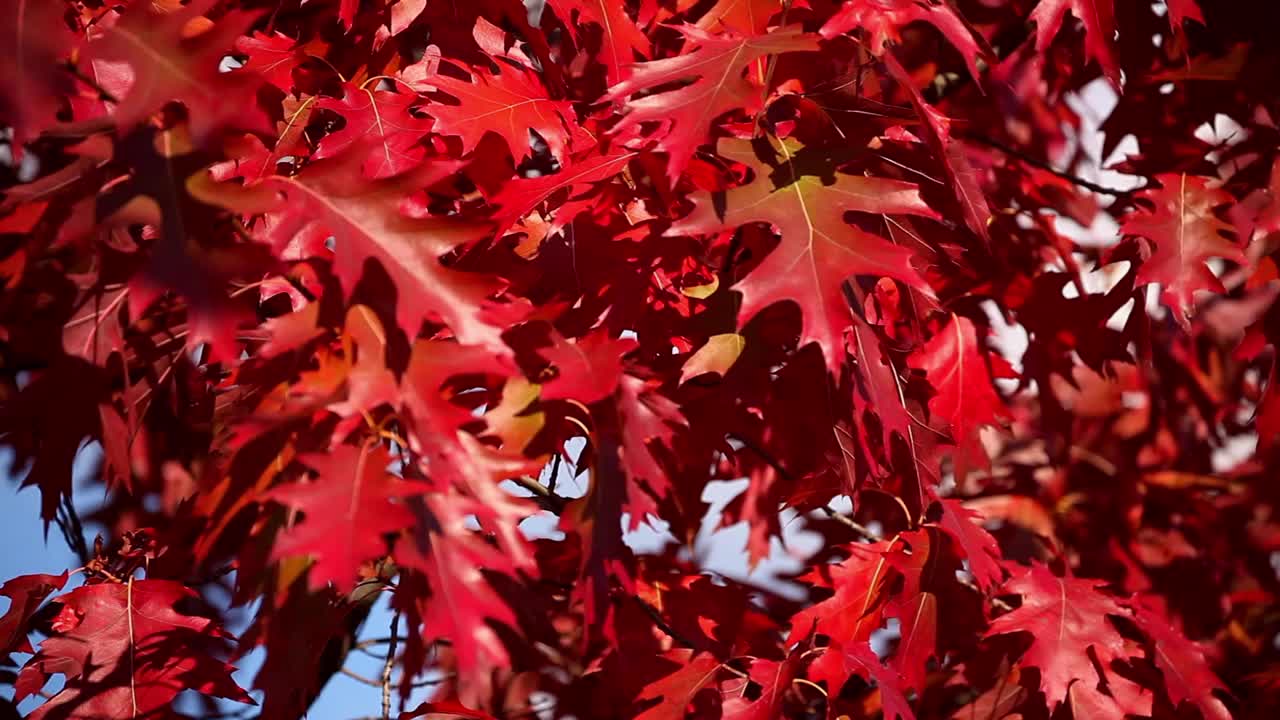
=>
[267,444,419,592]
[671,137,937,373]
[607,26,819,181]
[1121,173,1245,324]
[985,565,1132,715]
[17,580,253,720]
[315,86,434,179]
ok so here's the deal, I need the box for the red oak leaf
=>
[17,580,252,720]
[85,0,272,144]
[1030,0,1120,85]
[0,357,123,525]
[617,374,685,526]
[720,648,805,720]
[267,444,419,592]
[315,86,434,179]
[234,31,302,91]
[490,147,638,234]
[1132,599,1232,720]
[695,0,783,36]
[907,314,1009,466]
[671,137,937,373]
[789,539,896,643]
[397,491,524,708]
[400,341,541,571]
[538,330,639,404]
[933,498,1004,590]
[849,319,913,454]
[606,25,819,181]
[62,283,129,365]
[821,0,985,81]
[809,640,914,720]
[885,53,992,245]
[547,0,651,84]
[885,591,937,691]
[209,144,509,352]
[427,61,574,163]
[0,572,67,658]
[985,564,1132,715]
[634,649,724,720]
[1121,173,1245,325]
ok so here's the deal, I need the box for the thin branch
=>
[819,505,879,543]
[632,594,703,651]
[752,0,796,136]
[546,451,562,495]
[960,131,1129,196]
[382,609,401,720]
[62,61,119,103]
[509,474,567,514]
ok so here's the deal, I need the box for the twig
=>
[819,505,879,543]
[633,594,704,651]
[378,604,399,717]
[752,0,796,136]
[510,474,567,514]
[62,61,119,103]
[960,131,1128,196]
[546,451,562,495]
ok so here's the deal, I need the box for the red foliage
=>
[3,1,1280,718]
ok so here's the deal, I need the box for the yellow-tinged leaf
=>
[680,334,745,384]
[485,377,545,452]
[680,275,719,299]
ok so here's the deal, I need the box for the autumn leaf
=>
[205,142,510,351]
[885,53,992,245]
[1121,173,1245,324]
[314,85,434,179]
[821,0,986,81]
[907,314,1009,467]
[85,0,272,143]
[17,580,253,720]
[1030,0,1120,85]
[547,0,651,84]
[0,572,67,658]
[986,565,1133,715]
[679,333,746,384]
[933,498,1004,590]
[426,60,575,163]
[267,444,419,592]
[1,0,77,153]
[1132,599,1232,720]
[490,147,638,233]
[809,640,914,720]
[634,649,724,720]
[607,26,819,180]
[789,539,896,643]
[616,374,685,526]
[234,31,302,91]
[671,137,938,373]
[538,329,638,404]
[695,0,783,36]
